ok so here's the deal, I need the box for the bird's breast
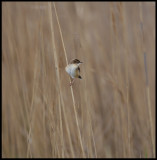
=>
[65,64,78,78]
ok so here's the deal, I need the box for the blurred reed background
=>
[2,2,155,158]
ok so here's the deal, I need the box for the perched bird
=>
[65,59,83,86]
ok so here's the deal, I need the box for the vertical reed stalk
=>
[52,2,85,157]
[48,2,75,157]
[119,3,131,157]
[110,3,118,157]
[139,2,155,157]
[27,46,38,158]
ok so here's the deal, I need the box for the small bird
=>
[65,59,83,86]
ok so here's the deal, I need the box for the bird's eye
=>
[75,59,80,63]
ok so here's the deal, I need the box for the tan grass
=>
[2,2,155,158]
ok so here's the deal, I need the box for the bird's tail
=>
[78,75,82,79]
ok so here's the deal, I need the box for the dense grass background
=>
[2,2,155,158]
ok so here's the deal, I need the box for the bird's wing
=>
[78,66,80,73]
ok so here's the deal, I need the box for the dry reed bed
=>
[2,2,155,158]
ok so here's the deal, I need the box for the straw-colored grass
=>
[2,2,155,158]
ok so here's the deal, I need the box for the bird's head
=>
[70,59,83,65]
